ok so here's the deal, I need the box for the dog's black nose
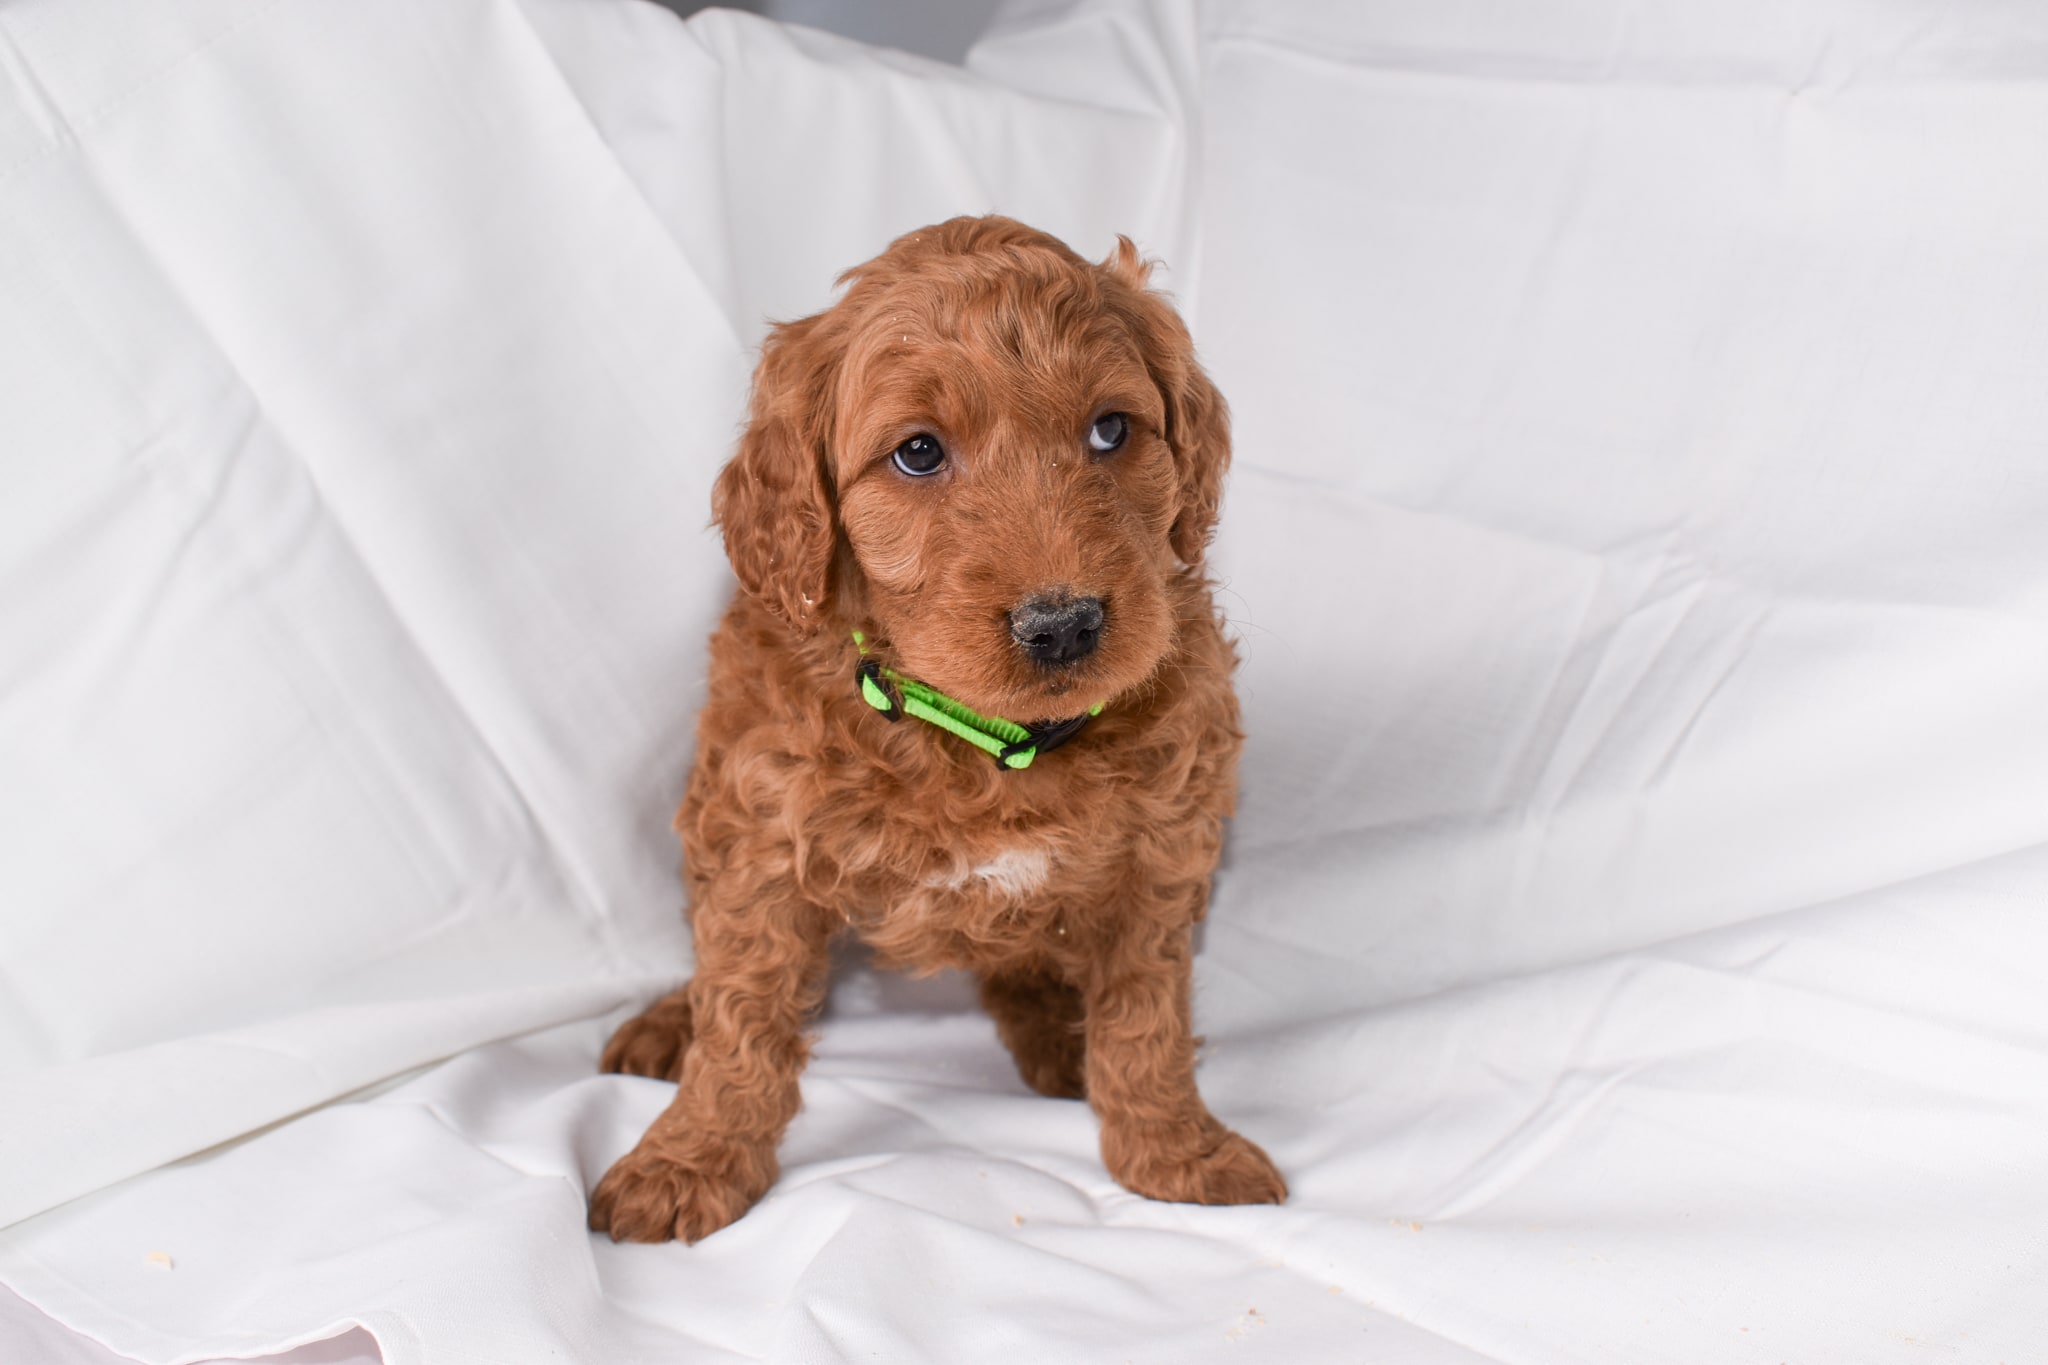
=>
[1009,594,1105,665]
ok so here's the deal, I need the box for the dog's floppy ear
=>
[1102,237,1231,568]
[713,314,839,630]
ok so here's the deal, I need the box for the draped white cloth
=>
[3,0,2043,1359]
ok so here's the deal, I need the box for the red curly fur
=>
[588,216,1284,1244]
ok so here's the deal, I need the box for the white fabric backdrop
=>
[2,0,2044,1360]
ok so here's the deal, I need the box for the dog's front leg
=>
[588,866,831,1243]
[1083,917,1287,1207]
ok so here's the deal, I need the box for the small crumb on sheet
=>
[144,1251,174,1271]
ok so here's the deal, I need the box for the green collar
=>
[851,630,1102,770]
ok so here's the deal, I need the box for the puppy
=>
[589,215,1284,1244]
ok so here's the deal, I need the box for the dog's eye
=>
[1087,412,1129,454]
[892,434,947,477]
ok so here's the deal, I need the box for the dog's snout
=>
[1009,594,1105,666]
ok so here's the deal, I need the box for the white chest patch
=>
[926,847,1053,900]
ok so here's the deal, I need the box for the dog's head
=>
[713,215,1229,721]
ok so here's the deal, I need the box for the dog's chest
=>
[842,796,1108,969]
[922,846,1055,899]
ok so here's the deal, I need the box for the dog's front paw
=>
[599,992,694,1082]
[1106,1122,1288,1207]
[587,1139,775,1244]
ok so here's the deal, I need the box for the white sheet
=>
[3,0,2044,1360]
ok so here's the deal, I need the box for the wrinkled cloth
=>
[2,0,2044,1360]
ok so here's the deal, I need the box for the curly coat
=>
[588,216,1285,1244]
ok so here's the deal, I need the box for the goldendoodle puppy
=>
[590,215,1283,1243]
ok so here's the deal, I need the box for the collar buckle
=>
[855,658,903,721]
